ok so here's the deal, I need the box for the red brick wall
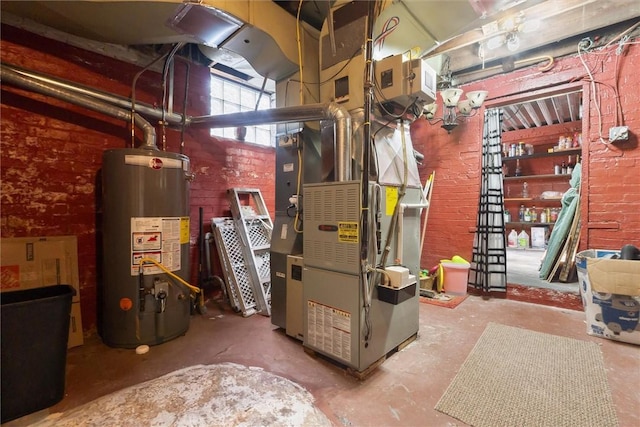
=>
[0,25,276,334]
[413,43,640,269]
[3,24,639,333]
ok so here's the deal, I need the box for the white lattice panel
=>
[212,218,257,317]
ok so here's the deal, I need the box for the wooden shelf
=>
[503,147,581,161]
[504,173,571,180]
[504,198,562,203]
[506,221,556,227]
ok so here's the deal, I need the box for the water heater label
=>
[130,217,182,276]
[307,300,351,363]
[125,155,183,169]
[180,217,190,244]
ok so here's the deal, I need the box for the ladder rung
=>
[243,215,271,221]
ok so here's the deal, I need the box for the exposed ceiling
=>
[0,0,637,130]
[3,1,638,82]
[499,91,582,132]
[280,0,640,85]
[277,0,631,131]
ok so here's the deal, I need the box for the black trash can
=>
[1,285,74,423]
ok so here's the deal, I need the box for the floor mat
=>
[419,294,468,309]
[435,322,618,427]
[34,363,331,427]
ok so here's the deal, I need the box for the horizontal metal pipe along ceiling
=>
[1,62,353,181]
[191,103,353,181]
[1,62,185,126]
[0,65,158,149]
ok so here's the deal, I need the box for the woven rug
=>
[34,363,331,427]
[435,323,618,427]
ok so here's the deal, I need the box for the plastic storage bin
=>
[1,285,74,423]
[441,261,471,295]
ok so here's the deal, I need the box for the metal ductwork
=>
[2,62,354,181]
[0,65,158,149]
[1,0,303,85]
[2,63,185,127]
[191,102,352,181]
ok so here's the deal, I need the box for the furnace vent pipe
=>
[1,65,157,149]
[191,102,352,181]
[1,63,184,127]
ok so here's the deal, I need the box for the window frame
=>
[209,72,276,147]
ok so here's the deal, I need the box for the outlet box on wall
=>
[609,126,629,141]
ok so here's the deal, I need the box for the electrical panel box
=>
[376,54,437,109]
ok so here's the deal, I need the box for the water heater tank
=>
[101,148,191,348]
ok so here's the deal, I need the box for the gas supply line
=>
[138,258,201,294]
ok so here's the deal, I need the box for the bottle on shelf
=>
[561,159,567,175]
[573,132,581,148]
[554,162,561,175]
[540,208,547,223]
[522,181,529,198]
[508,230,518,248]
[531,205,537,222]
[524,207,531,222]
[519,205,525,222]
[515,159,522,176]
[567,155,574,175]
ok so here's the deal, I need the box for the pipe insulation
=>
[1,62,186,126]
[1,65,158,149]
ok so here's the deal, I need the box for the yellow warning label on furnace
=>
[386,187,398,216]
[338,222,359,243]
[180,217,190,244]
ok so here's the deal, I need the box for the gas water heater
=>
[101,148,192,348]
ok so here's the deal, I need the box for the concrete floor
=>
[8,293,640,427]
[506,247,578,292]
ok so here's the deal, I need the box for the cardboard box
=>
[1,236,83,347]
[576,249,640,345]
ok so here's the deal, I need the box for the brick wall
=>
[2,24,639,334]
[0,25,276,334]
[412,43,640,269]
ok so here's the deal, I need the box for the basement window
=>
[209,74,276,147]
